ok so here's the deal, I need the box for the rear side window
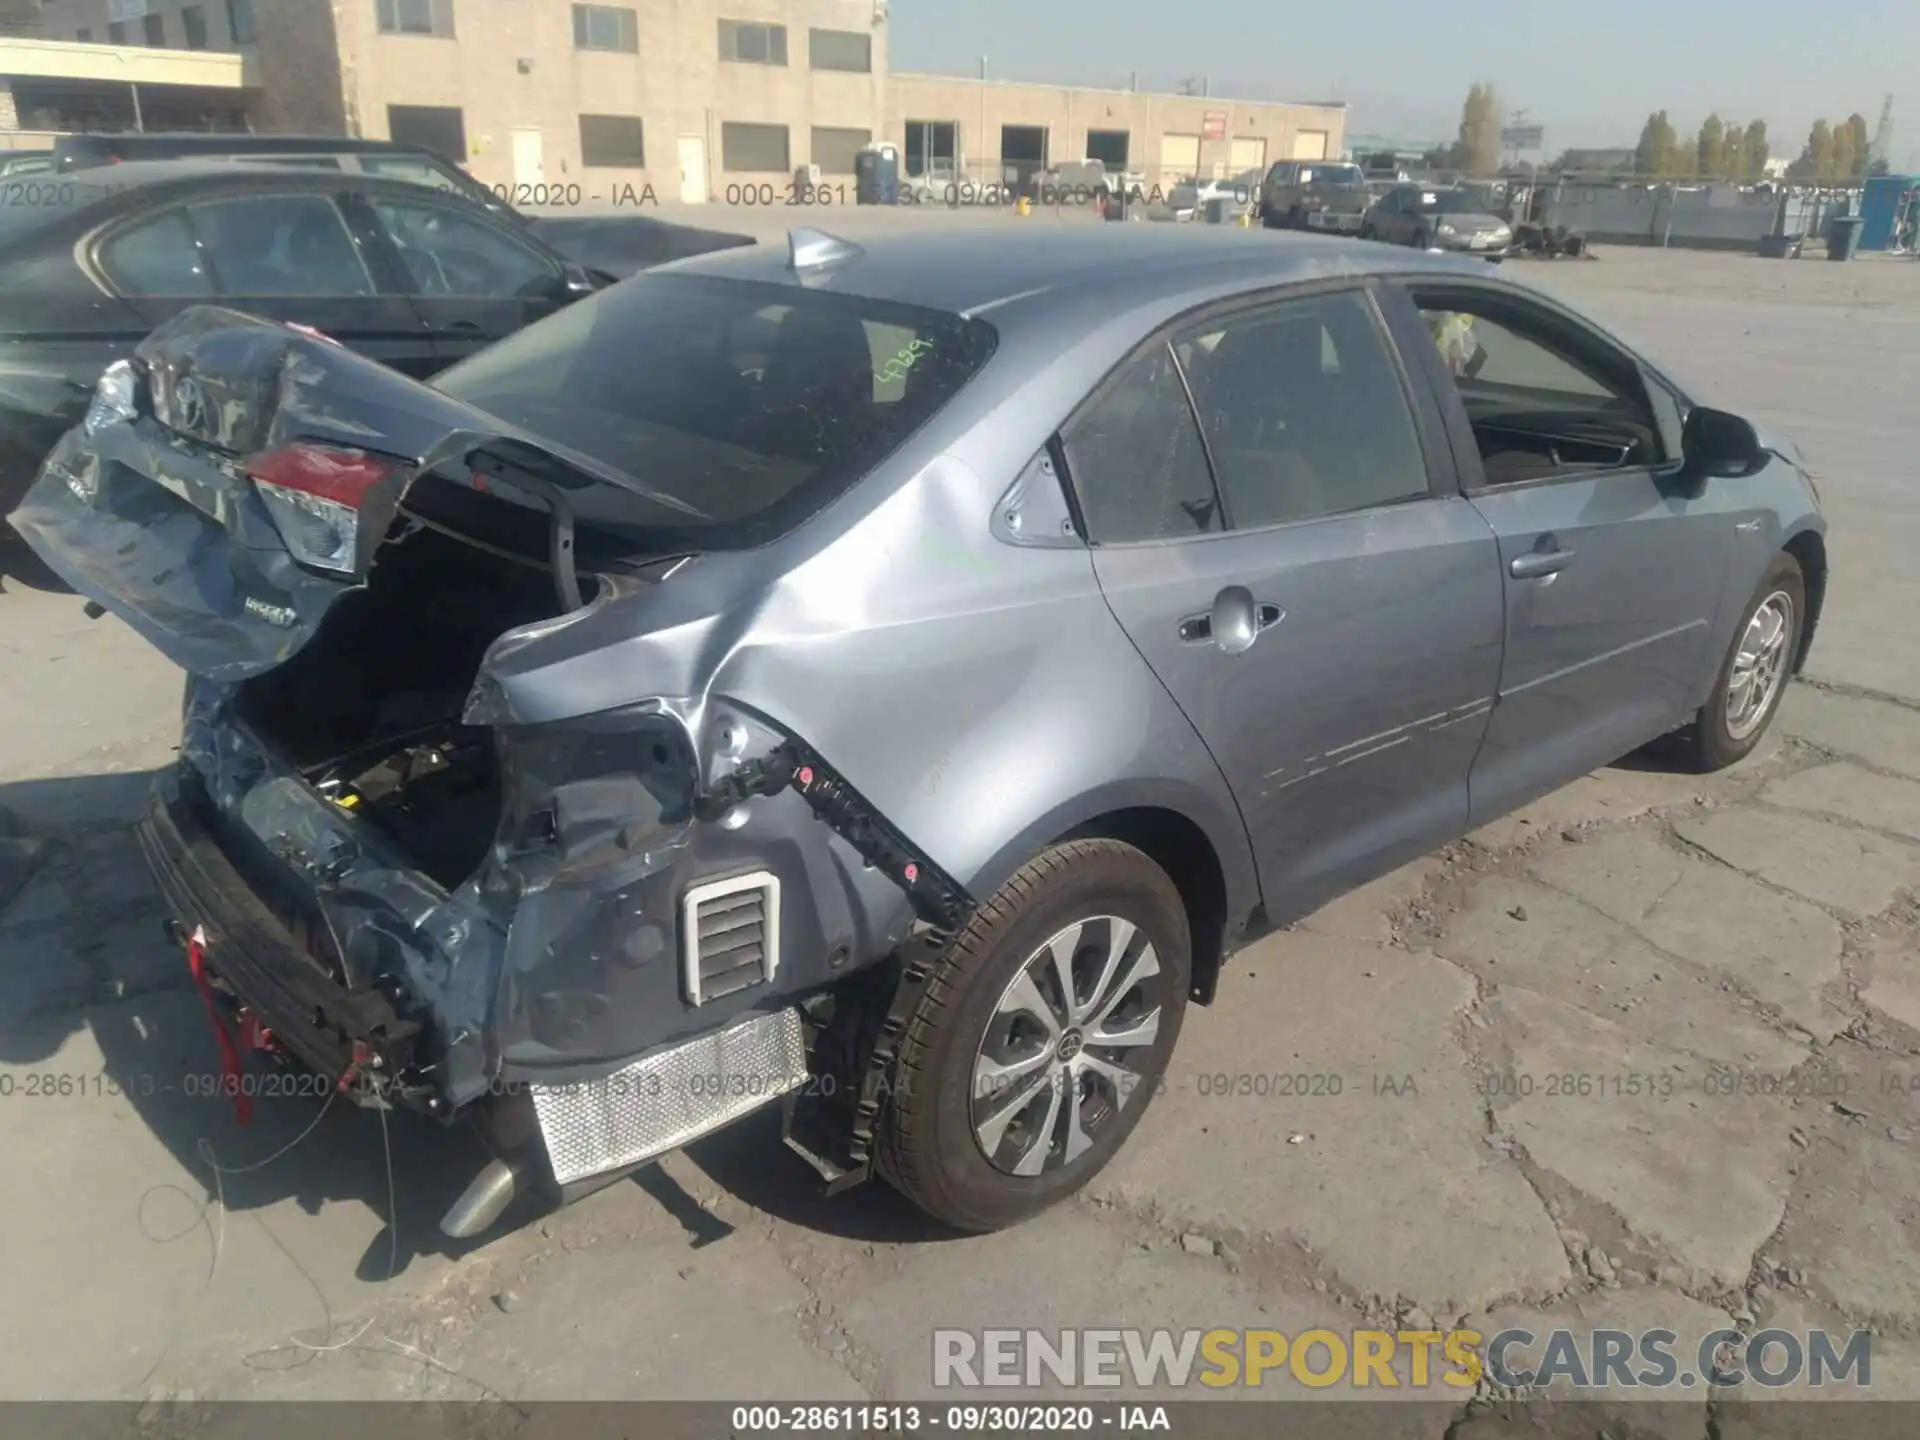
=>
[99,209,214,294]
[1061,344,1219,544]
[430,273,998,546]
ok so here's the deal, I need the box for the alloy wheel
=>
[971,916,1168,1177]
[1726,589,1795,740]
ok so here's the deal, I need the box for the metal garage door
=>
[1229,137,1266,173]
[1159,132,1201,180]
[1291,130,1329,160]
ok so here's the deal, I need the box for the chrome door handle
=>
[1510,548,1575,580]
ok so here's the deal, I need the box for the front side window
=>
[188,194,374,296]
[1061,345,1220,544]
[1412,290,1664,484]
[182,7,208,47]
[572,3,637,52]
[142,12,166,44]
[227,0,258,43]
[377,0,455,37]
[1178,290,1430,528]
[370,197,559,297]
[718,19,787,64]
[428,274,998,546]
[359,153,465,194]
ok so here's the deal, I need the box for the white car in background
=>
[1166,169,1261,221]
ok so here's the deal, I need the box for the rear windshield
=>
[431,273,998,548]
[1303,164,1366,186]
[0,175,130,245]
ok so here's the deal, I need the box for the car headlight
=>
[1436,221,1459,238]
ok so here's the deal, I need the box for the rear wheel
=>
[1689,552,1804,771]
[1413,227,1431,249]
[877,840,1190,1232]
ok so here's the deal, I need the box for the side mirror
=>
[1681,406,1765,480]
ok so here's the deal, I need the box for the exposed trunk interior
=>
[237,522,565,890]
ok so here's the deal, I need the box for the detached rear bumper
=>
[136,767,426,1097]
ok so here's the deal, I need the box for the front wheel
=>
[1689,552,1804,771]
[877,839,1191,1232]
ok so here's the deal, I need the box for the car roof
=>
[666,225,1489,322]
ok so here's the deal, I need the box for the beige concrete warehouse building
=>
[13,0,1345,199]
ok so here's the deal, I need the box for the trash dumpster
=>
[1827,215,1865,261]
[855,144,900,205]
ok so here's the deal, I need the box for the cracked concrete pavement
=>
[2,243,1918,1433]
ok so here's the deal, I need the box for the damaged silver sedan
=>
[7,226,1825,1237]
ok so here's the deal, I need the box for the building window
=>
[106,19,125,43]
[721,122,789,173]
[810,126,869,176]
[227,0,257,43]
[142,12,166,45]
[1086,129,1129,167]
[717,20,786,65]
[572,4,636,52]
[387,104,468,162]
[904,119,956,178]
[580,114,645,168]
[181,6,208,48]
[808,28,870,73]
[76,26,92,41]
[378,0,456,38]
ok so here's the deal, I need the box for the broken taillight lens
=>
[245,443,400,575]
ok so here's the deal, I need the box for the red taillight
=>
[245,443,397,507]
[244,444,403,576]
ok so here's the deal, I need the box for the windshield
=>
[1424,190,1493,215]
[431,274,998,548]
[1304,164,1366,186]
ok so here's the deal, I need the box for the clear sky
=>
[889,0,1919,170]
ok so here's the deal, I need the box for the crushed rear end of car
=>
[8,290,995,1233]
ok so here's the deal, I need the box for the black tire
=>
[877,839,1190,1232]
[1359,224,1377,242]
[1288,206,1308,230]
[1689,551,1805,772]
[1260,208,1282,230]
[1413,228,1431,250]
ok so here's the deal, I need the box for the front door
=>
[355,191,571,367]
[512,128,545,194]
[1390,281,1736,824]
[1068,285,1504,921]
[678,136,708,203]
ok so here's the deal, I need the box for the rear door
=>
[355,191,575,365]
[1386,279,1736,823]
[94,187,438,376]
[1068,283,1505,921]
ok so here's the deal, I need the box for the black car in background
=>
[0,161,604,523]
[53,132,756,282]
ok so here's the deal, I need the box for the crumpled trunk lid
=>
[6,305,664,682]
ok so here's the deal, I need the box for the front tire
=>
[1690,552,1804,771]
[877,840,1191,1232]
